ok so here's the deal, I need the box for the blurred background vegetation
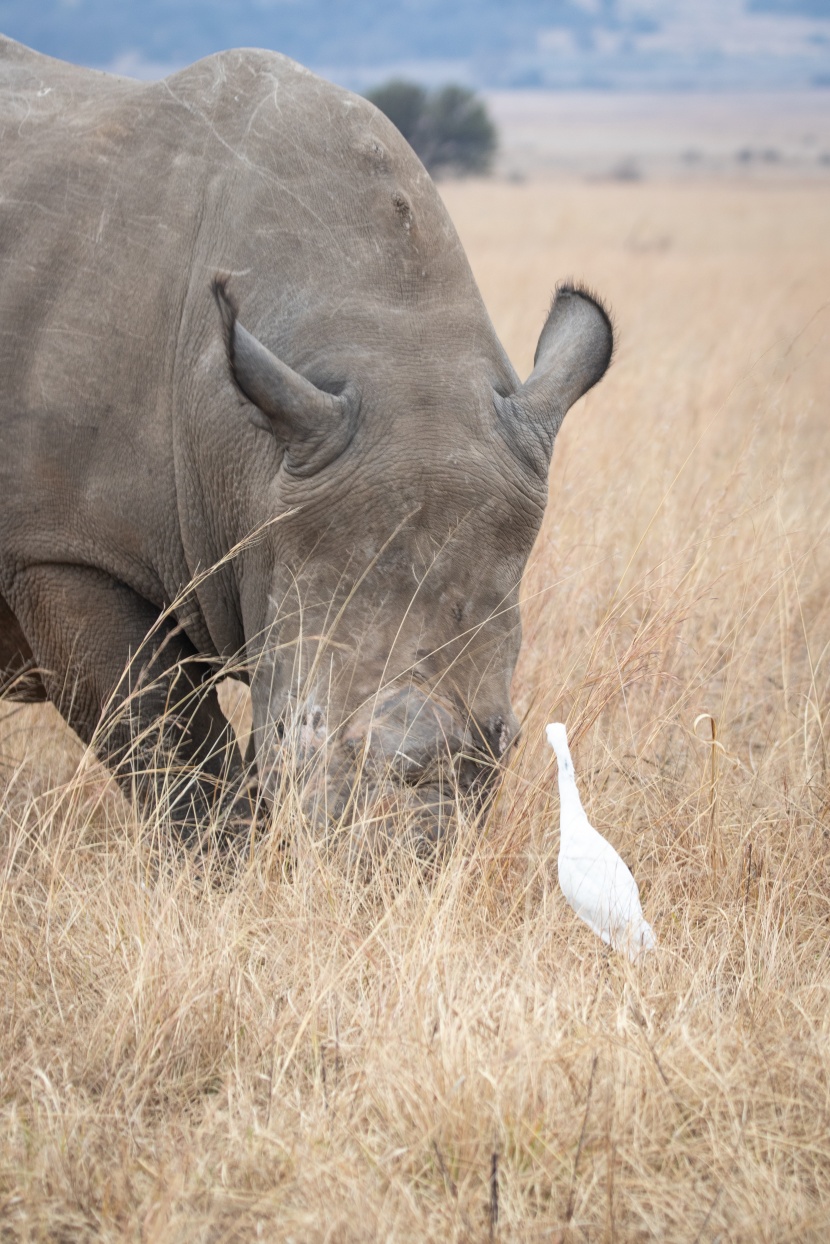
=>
[365,80,497,175]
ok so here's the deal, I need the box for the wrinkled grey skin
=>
[0,37,613,846]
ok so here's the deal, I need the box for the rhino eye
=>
[452,602,465,624]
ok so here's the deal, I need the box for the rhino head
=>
[211,278,612,850]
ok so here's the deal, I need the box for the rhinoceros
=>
[0,36,613,846]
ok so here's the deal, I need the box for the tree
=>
[364,79,427,147]
[366,80,497,175]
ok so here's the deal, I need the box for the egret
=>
[546,722,656,962]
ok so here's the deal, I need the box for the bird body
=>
[546,723,656,962]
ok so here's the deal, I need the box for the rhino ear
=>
[212,277,358,476]
[496,283,614,474]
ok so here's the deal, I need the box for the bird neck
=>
[554,742,576,784]
[557,763,585,833]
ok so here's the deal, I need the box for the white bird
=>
[546,722,656,963]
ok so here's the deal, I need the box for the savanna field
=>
[2,173,829,1240]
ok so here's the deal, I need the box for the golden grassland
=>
[2,177,830,1241]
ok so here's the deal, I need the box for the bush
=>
[365,79,497,175]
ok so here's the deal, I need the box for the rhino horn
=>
[212,277,358,476]
[496,283,614,473]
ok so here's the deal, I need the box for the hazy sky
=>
[2,0,830,89]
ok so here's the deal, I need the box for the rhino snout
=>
[340,686,469,783]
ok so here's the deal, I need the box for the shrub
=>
[366,79,497,175]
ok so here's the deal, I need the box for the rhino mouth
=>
[298,758,500,859]
[255,694,508,856]
[260,721,507,855]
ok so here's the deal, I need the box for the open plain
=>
[2,168,830,1240]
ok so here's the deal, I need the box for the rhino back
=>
[0,38,207,607]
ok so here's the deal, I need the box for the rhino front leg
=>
[0,592,48,702]
[9,566,251,846]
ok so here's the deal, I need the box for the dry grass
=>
[2,177,830,1241]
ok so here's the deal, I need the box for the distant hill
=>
[1,0,829,89]
[750,1,830,13]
